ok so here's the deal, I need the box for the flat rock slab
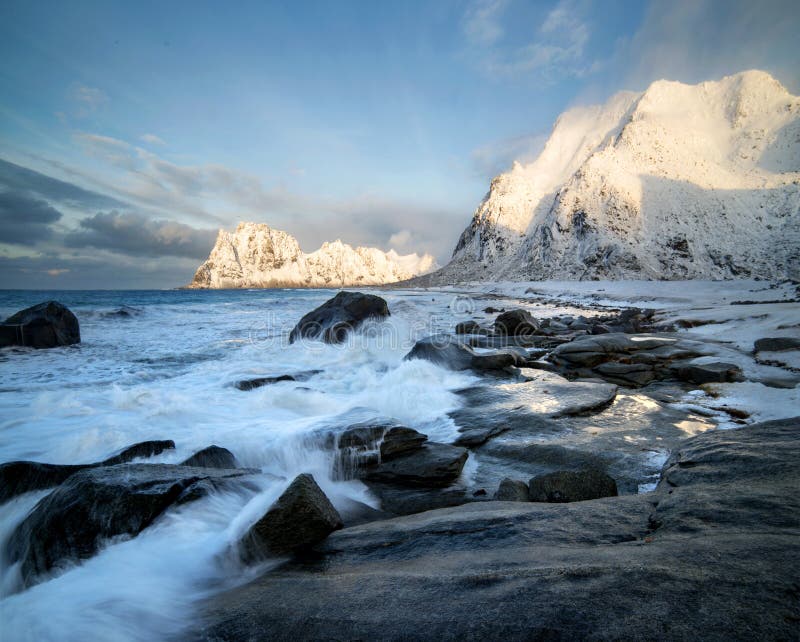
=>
[198,418,800,641]
[451,377,617,447]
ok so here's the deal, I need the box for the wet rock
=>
[364,483,475,516]
[404,336,516,372]
[528,469,618,503]
[181,445,237,469]
[0,301,80,349]
[365,443,468,487]
[7,464,251,586]
[455,320,482,335]
[494,478,529,502]
[593,362,656,387]
[289,291,389,344]
[494,309,539,336]
[235,370,322,391]
[198,418,800,641]
[0,439,176,503]
[754,337,800,352]
[380,427,428,460]
[674,361,744,384]
[239,473,342,559]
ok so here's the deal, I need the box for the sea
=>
[0,288,482,641]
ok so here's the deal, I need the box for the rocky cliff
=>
[189,222,438,288]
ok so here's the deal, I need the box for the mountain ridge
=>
[188,222,438,289]
[419,70,800,284]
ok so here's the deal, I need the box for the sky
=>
[0,0,798,289]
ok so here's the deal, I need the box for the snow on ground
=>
[415,279,800,427]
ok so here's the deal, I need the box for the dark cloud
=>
[0,158,127,211]
[0,253,200,290]
[65,211,217,259]
[0,190,63,244]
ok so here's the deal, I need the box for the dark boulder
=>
[6,463,251,587]
[181,445,237,469]
[0,439,175,503]
[289,292,389,344]
[365,443,468,487]
[0,301,80,349]
[528,469,618,503]
[494,478,529,502]
[235,370,322,391]
[754,337,800,352]
[455,320,482,335]
[239,473,342,559]
[404,336,517,372]
[494,309,539,336]
[380,427,427,460]
[674,362,744,384]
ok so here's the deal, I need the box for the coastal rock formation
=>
[289,291,390,344]
[189,222,437,288]
[0,301,80,349]
[417,71,800,283]
[198,417,800,640]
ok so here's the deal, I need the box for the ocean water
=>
[0,288,479,641]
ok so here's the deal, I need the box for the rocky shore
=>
[1,284,798,640]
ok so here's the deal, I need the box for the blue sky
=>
[1,0,798,288]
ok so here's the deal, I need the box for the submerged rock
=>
[239,473,342,559]
[0,301,80,349]
[7,463,251,587]
[181,445,237,469]
[289,291,389,344]
[528,469,618,503]
[0,439,175,503]
[235,369,322,391]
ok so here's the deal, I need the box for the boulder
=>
[235,370,321,391]
[754,337,800,352]
[239,474,342,559]
[6,463,251,586]
[494,309,538,336]
[289,292,389,344]
[0,301,80,349]
[380,427,428,460]
[404,336,516,372]
[494,478,529,502]
[455,320,482,335]
[181,445,237,469]
[528,469,618,503]
[0,439,175,503]
[674,361,744,384]
[365,443,468,487]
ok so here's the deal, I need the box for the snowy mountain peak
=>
[438,70,799,283]
[189,222,438,288]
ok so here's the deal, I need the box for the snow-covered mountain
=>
[430,70,800,282]
[188,222,438,288]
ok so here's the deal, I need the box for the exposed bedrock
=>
[198,418,800,641]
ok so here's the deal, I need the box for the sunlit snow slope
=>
[436,70,800,282]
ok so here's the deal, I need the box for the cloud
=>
[471,132,548,178]
[140,134,166,146]
[68,83,109,118]
[0,158,127,211]
[388,229,413,250]
[463,0,506,45]
[65,211,217,259]
[463,0,595,82]
[617,0,800,92]
[0,190,63,244]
